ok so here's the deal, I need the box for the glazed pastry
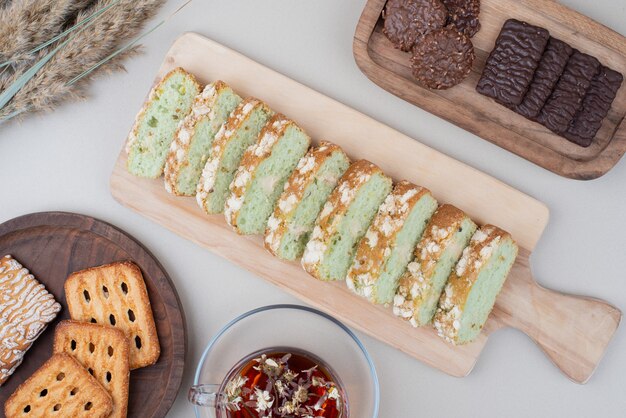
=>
[0,255,61,386]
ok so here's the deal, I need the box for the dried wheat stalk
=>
[0,0,94,67]
[0,0,165,120]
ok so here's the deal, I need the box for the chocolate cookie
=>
[383,0,448,52]
[564,66,623,147]
[515,37,573,119]
[441,0,481,37]
[537,50,600,134]
[476,19,549,106]
[411,26,475,90]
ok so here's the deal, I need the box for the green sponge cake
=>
[225,114,311,234]
[433,225,518,344]
[302,160,392,281]
[393,204,477,327]
[346,181,437,304]
[265,142,350,260]
[126,67,201,178]
[196,98,274,214]
[164,81,242,195]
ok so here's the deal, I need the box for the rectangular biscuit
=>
[0,255,61,386]
[476,19,550,106]
[65,261,160,369]
[564,66,624,147]
[4,353,113,418]
[515,37,573,119]
[54,320,130,418]
[537,50,600,134]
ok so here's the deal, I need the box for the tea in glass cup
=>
[190,347,348,418]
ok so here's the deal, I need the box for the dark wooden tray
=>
[353,0,626,179]
[0,212,185,418]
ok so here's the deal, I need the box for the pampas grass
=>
[0,0,173,123]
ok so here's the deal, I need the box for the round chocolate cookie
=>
[383,0,448,52]
[411,26,475,90]
[441,0,481,37]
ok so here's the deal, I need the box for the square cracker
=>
[0,255,62,386]
[54,320,130,418]
[65,261,160,369]
[4,353,112,418]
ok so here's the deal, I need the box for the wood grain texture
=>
[110,33,620,382]
[353,0,626,179]
[0,212,186,417]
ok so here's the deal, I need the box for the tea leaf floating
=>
[0,0,191,124]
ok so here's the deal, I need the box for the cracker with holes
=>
[53,320,130,418]
[65,261,160,369]
[4,353,112,418]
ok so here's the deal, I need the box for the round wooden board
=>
[0,212,186,417]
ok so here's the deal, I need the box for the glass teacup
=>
[188,305,379,418]
[189,346,347,417]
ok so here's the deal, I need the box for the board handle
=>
[494,254,621,383]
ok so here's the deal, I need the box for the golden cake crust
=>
[0,255,61,386]
[195,98,272,212]
[346,180,431,301]
[264,141,348,256]
[224,113,298,232]
[125,67,200,165]
[393,204,473,326]
[301,160,386,278]
[433,225,517,344]
[164,80,230,195]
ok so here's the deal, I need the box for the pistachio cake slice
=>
[225,114,311,234]
[265,142,350,260]
[302,160,392,281]
[346,180,438,305]
[393,204,477,327]
[196,98,274,214]
[433,225,518,344]
[126,67,201,178]
[164,81,242,195]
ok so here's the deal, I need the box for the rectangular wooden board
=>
[354,0,626,179]
[111,33,550,377]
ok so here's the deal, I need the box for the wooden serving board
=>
[111,33,620,383]
[354,0,626,180]
[0,212,185,418]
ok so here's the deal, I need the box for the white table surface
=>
[2,1,625,416]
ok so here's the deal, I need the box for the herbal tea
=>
[219,347,346,418]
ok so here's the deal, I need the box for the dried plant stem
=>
[0,0,93,66]
[0,0,166,120]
